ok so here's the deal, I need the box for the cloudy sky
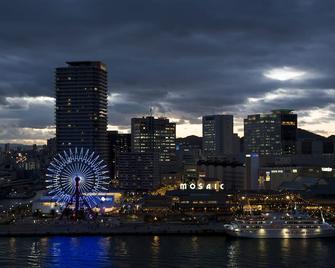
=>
[1,0,335,144]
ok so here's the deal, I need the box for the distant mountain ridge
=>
[176,135,202,147]
[297,128,327,140]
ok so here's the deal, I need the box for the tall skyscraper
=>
[131,116,176,163]
[202,115,234,157]
[107,130,131,180]
[176,135,202,182]
[55,61,108,161]
[244,109,297,156]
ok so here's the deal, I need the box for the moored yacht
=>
[224,210,335,238]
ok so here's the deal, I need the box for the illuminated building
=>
[131,116,176,162]
[118,152,160,191]
[131,116,176,183]
[244,109,297,156]
[246,154,335,190]
[197,159,245,190]
[245,153,259,190]
[202,115,234,157]
[166,189,232,213]
[32,192,123,215]
[176,135,202,182]
[258,165,335,190]
[55,61,108,161]
[107,131,131,180]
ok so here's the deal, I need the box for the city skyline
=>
[2,1,335,144]
[0,94,334,145]
[2,2,335,267]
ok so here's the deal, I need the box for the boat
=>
[224,209,335,238]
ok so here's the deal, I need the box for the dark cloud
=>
[1,0,335,141]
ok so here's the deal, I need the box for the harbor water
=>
[0,235,333,267]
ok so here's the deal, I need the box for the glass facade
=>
[55,61,108,161]
[244,110,297,156]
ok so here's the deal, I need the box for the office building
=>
[131,116,177,187]
[232,133,241,155]
[245,153,260,190]
[118,152,160,191]
[244,109,297,156]
[4,144,10,153]
[55,61,108,161]
[245,153,335,191]
[131,116,176,163]
[197,159,245,191]
[176,135,202,182]
[202,115,234,157]
[107,131,131,180]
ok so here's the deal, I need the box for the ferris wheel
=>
[46,148,109,217]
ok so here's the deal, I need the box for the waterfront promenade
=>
[0,222,226,236]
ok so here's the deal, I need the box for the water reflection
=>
[28,241,41,267]
[0,236,334,268]
[281,238,290,256]
[8,237,16,252]
[40,237,48,247]
[191,236,198,252]
[151,235,160,256]
[227,240,239,268]
[258,239,266,255]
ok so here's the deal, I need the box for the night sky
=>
[1,0,335,144]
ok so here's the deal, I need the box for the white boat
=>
[224,210,335,238]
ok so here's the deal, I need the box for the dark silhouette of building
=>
[46,137,57,157]
[55,61,108,161]
[296,128,335,155]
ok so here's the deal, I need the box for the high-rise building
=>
[107,130,131,180]
[232,133,241,155]
[202,115,234,157]
[131,116,176,163]
[245,153,260,190]
[131,116,177,187]
[4,143,10,153]
[55,61,108,161]
[244,109,297,156]
[176,135,202,182]
[46,137,57,157]
[118,152,160,191]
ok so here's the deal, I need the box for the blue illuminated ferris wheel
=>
[46,148,109,214]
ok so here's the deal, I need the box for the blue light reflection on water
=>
[0,236,334,268]
[45,236,113,268]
